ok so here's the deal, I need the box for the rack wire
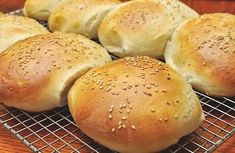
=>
[0,9,234,153]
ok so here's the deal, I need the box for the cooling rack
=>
[0,9,234,153]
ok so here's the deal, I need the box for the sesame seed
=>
[131,125,136,130]
[109,108,113,113]
[175,114,178,119]
[151,108,155,113]
[122,124,126,128]
[162,89,167,92]
[118,125,122,130]
[164,118,169,121]
[166,101,171,105]
[159,118,163,122]
[126,98,130,103]
[111,128,115,133]
[121,117,127,120]
[106,87,112,92]
[109,114,113,119]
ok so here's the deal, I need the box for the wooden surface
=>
[0,0,235,14]
[0,0,234,153]
[181,0,235,14]
[0,0,25,13]
[0,125,31,153]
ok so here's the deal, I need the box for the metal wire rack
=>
[0,9,234,153]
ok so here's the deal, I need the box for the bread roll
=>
[68,56,204,153]
[0,32,111,112]
[0,15,48,53]
[48,0,121,39]
[0,12,4,17]
[24,0,62,21]
[98,0,199,58]
[165,13,235,97]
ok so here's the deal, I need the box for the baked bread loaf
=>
[68,56,204,153]
[165,13,235,97]
[98,0,199,58]
[0,15,48,53]
[0,12,4,17]
[48,0,121,39]
[0,32,111,112]
[24,0,62,21]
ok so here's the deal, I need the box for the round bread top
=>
[24,0,63,21]
[68,56,203,153]
[165,13,235,96]
[98,0,198,58]
[0,15,49,53]
[0,12,4,17]
[48,0,121,39]
[0,32,111,112]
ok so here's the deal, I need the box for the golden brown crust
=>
[0,32,111,112]
[0,12,4,17]
[68,56,204,153]
[165,13,235,96]
[24,0,62,21]
[0,15,49,53]
[98,0,198,58]
[48,0,121,39]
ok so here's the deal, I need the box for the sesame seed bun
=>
[48,0,121,39]
[0,32,111,112]
[98,0,198,58]
[24,0,63,21]
[0,12,4,17]
[0,15,49,53]
[165,13,235,97]
[68,56,204,153]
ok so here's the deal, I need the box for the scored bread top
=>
[165,13,235,96]
[49,0,121,39]
[98,0,198,58]
[0,32,111,112]
[0,15,49,53]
